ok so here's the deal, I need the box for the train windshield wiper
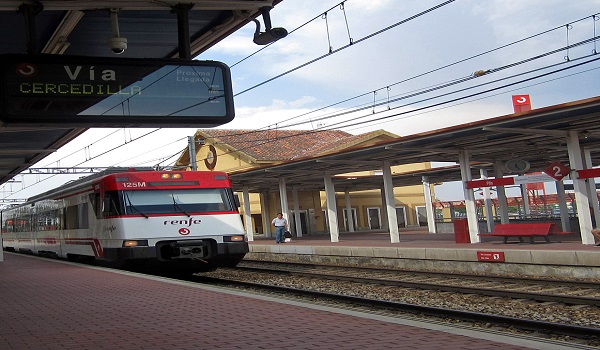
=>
[123,192,149,219]
[172,195,190,217]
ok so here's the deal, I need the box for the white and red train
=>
[1,169,248,272]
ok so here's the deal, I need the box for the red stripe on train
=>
[64,238,104,257]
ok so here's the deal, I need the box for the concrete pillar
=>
[458,150,480,243]
[345,190,355,232]
[323,172,339,242]
[292,187,302,237]
[383,161,399,243]
[422,176,437,234]
[278,177,289,222]
[242,187,254,242]
[260,191,271,237]
[566,131,594,244]
[480,169,495,233]
[494,160,510,224]
[583,148,600,228]
[555,181,571,232]
[520,184,531,217]
[379,186,389,230]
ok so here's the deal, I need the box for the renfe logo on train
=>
[164,218,202,226]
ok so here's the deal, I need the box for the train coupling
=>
[163,240,209,260]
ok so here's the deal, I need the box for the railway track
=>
[184,260,600,347]
[235,260,600,306]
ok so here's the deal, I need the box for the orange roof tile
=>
[195,129,394,162]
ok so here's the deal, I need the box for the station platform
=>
[247,228,600,279]
[0,252,587,350]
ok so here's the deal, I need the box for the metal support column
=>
[583,148,600,227]
[494,160,510,224]
[242,187,254,241]
[18,2,43,55]
[278,177,290,223]
[379,186,389,230]
[345,190,355,232]
[480,169,495,233]
[188,136,197,170]
[422,176,437,234]
[323,172,339,242]
[566,131,594,244]
[520,184,531,217]
[555,181,571,232]
[172,3,193,59]
[383,161,399,243]
[292,187,302,237]
[260,191,271,237]
[458,150,480,243]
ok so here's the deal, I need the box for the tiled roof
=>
[195,129,394,162]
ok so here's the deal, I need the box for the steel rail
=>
[194,275,600,341]
[236,262,600,306]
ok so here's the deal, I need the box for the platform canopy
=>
[0,0,282,187]
[228,96,600,192]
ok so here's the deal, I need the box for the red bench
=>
[479,223,573,244]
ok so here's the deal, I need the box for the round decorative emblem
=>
[204,145,217,170]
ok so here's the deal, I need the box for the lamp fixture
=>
[252,6,287,45]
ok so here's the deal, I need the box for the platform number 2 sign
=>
[544,161,570,181]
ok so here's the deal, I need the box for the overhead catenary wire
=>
[151,55,600,171]
[343,65,600,133]
[233,0,457,97]
[199,34,600,146]
[6,129,173,197]
[200,11,600,142]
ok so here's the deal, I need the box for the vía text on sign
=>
[17,65,142,96]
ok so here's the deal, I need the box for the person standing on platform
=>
[591,228,600,246]
[272,213,288,244]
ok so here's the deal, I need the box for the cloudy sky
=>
[2,0,600,202]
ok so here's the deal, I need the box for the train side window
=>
[103,191,122,217]
[64,203,89,229]
[90,193,102,219]
[78,203,89,229]
[65,206,78,229]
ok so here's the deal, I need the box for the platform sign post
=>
[477,251,505,262]
[576,168,600,179]
[544,161,570,181]
[466,177,514,189]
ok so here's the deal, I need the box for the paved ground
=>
[0,252,581,350]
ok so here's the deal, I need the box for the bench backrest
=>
[492,223,554,234]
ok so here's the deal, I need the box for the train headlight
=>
[161,173,182,179]
[224,235,245,242]
[122,240,148,247]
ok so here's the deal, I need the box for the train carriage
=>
[1,168,248,272]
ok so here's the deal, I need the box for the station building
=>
[174,129,433,237]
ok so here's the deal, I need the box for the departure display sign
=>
[0,54,234,127]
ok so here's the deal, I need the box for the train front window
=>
[122,188,234,215]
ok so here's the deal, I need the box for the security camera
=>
[108,9,127,54]
[107,37,127,54]
[253,27,288,45]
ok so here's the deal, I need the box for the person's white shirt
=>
[272,217,287,227]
